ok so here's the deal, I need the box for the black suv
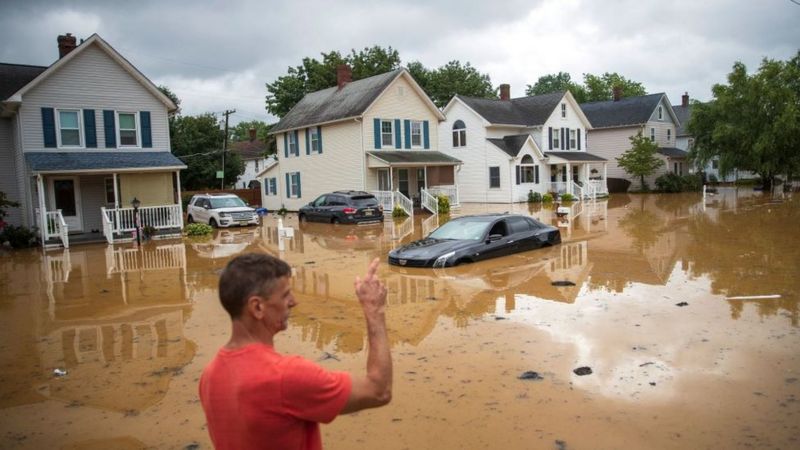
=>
[299,191,384,224]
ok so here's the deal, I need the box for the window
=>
[267,177,277,195]
[667,129,671,142]
[489,166,500,188]
[117,112,138,146]
[553,129,560,148]
[381,120,393,147]
[411,121,422,147]
[508,216,532,234]
[570,129,576,149]
[255,159,259,171]
[57,110,82,147]
[520,155,535,183]
[561,103,567,118]
[310,127,320,152]
[104,178,116,204]
[658,106,663,120]
[452,120,466,147]
[290,172,301,197]
[288,132,298,155]
[650,128,655,142]
[712,159,719,170]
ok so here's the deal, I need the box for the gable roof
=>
[0,63,47,100]
[1,34,176,112]
[672,104,692,137]
[366,151,461,166]
[657,147,688,158]
[485,134,547,159]
[271,68,444,133]
[580,93,678,129]
[456,92,565,127]
[229,139,270,160]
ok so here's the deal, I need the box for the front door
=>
[572,166,580,183]
[377,169,390,191]
[398,169,409,198]
[49,177,83,232]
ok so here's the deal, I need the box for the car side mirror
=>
[487,234,502,243]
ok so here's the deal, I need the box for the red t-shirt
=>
[199,343,352,450]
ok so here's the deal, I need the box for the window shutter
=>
[423,120,430,149]
[561,128,565,150]
[285,172,290,197]
[317,126,323,153]
[515,166,521,185]
[373,118,381,149]
[404,120,411,149]
[535,165,540,184]
[548,127,552,150]
[577,129,581,150]
[83,109,97,148]
[41,107,57,148]
[394,119,401,149]
[140,111,152,148]
[283,133,289,158]
[293,131,299,155]
[566,128,571,149]
[103,110,116,148]
[305,128,310,155]
[296,172,301,198]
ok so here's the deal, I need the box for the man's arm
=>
[341,257,392,414]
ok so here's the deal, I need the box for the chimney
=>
[57,33,77,58]
[499,84,511,101]
[612,85,623,102]
[337,64,352,89]
[682,92,689,107]
[248,128,257,142]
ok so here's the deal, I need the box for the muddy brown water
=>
[1,189,798,449]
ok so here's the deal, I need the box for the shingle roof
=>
[486,134,530,157]
[672,104,692,136]
[25,152,187,173]
[544,151,607,162]
[0,63,47,100]
[229,139,269,159]
[657,147,688,158]
[458,92,564,126]
[271,69,405,133]
[580,93,665,129]
[366,151,462,165]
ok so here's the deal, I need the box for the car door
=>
[507,216,535,252]
[197,198,211,224]
[309,195,327,222]
[477,219,515,261]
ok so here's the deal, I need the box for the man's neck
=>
[225,320,275,349]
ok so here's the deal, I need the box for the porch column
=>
[424,166,428,190]
[113,172,120,236]
[36,174,46,243]
[603,163,608,192]
[389,167,394,191]
[176,171,184,228]
[566,162,572,189]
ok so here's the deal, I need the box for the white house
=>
[262,65,459,215]
[230,128,274,190]
[581,91,686,191]
[0,33,185,248]
[439,86,608,203]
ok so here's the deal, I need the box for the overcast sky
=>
[1,0,798,125]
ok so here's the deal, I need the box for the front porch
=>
[544,151,609,200]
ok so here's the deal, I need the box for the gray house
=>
[581,92,687,191]
[0,33,185,248]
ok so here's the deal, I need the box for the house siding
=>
[363,76,440,152]
[584,126,640,181]
[541,99,589,151]
[19,44,170,153]
[0,118,23,226]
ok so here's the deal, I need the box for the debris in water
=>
[53,368,67,377]
[318,352,340,362]
[551,280,576,286]
[495,316,507,321]
[518,371,543,381]
[184,443,200,450]
[573,367,592,376]
[639,362,655,367]
[555,439,568,450]
[675,302,689,307]
[649,382,657,386]
[304,261,316,265]
[725,294,781,301]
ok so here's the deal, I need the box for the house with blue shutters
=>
[262,65,459,215]
[0,33,185,248]
[439,85,608,203]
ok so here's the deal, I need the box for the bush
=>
[392,206,408,218]
[527,190,542,203]
[185,223,213,236]
[0,225,39,248]
[182,193,194,211]
[560,193,575,202]
[436,195,450,215]
[682,173,703,191]
[542,193,554,203]
[655,173,684,192]
[277,206,288,216]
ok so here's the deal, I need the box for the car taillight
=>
[343,207,357,214]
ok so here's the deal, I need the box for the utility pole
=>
[221,109,236,189]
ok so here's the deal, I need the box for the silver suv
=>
[187,193,259,228]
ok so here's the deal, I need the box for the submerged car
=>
[186,193,259,228]
[298,191,383,224]
[387,214,561,268]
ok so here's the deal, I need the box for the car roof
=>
[450,213,529,221]
[195,193,240,198]
[331,190,374,197]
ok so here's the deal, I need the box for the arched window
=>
[521,155,534,164]
[452,120,466,148]
[519,154,538,183]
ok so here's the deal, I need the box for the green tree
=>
[425,60,495,108]
[616,131,664,191]
[0,191,20,226]
[349,46,401,80]
[406,60,432,94]
[583,72,646,102]
[689,52,800,191]
[525,71,588,103]
[157,85,181,117]
[229,120,277,155]
[170,113,244,190]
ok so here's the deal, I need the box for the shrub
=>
[542,193,554,203]
[436,195,450,215]
[392,206,408,218]
[682,173,703,191]
[143,225,157,239]
[277,207,288,216]
[655,173,684,192]
[527,190,542,203]
[561,193,575,202]
[185,223,213,236]
[0,225,39,248]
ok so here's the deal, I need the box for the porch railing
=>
[587,180,608,197]
[100,207,114,244]
[104,204,183,233]
[422,214,439,237]
[427,185,459,207]
[372,191,393,212]
[44,210,69,249]
[572,181,584,200]
[394,191,413,219]
[420,188,438,215]
[371,191,414,218]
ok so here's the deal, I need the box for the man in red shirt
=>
[199,254,391,449]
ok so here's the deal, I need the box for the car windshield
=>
[351,196,378,207]
[209,197,246,208]
[428,219,491,240]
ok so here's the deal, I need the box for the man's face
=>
[260,275,297,333]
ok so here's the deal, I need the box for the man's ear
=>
[245,295,264,319]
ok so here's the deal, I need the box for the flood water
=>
[1,188,798,449]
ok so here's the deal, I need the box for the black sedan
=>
[387,214,561,268]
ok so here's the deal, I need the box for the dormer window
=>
[452,120,466,147]
[57,110,82,147]
[561,103,567,118]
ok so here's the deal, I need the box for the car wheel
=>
[209,218,218,228]
[187,215,194,224]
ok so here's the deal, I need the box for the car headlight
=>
[218,212,229,217]
[433,251,456,268]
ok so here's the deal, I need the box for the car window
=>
[488,220,509,237]
[209,197,246,208]
[429,219,491,240]
[508,217,531,234]
[313,195,327,207]
[329,195,346,206]
[351,195,378,207]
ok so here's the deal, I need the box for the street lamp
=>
[131,197,141,245]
